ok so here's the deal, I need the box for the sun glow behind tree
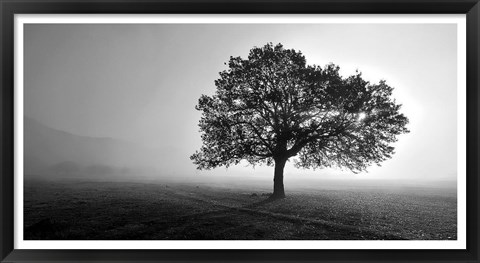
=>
[191,43,409,198]
[24,23,458,183]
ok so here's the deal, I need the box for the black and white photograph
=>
[19,15,465,247]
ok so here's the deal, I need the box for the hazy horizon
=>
[24,23,458,183]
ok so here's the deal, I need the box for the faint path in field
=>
[156,185,403,240]
[23,179,457,240]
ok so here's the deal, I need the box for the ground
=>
[24,177,457,240]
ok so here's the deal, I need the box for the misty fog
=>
[23,23,458,190]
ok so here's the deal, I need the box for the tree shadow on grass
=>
[244,196,283,209]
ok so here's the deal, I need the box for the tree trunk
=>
[271,158,287,199]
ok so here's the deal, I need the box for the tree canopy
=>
[191,43,409,178]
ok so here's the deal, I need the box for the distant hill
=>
[24,117,188,177]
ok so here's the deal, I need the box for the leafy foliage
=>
[191,43,409,173]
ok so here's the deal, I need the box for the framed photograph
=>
[1,0,479,262]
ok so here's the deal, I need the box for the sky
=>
[24,22,458,182]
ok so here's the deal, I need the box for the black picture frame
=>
[1,0,479,262]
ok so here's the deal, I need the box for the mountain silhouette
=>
[24,117,185,177]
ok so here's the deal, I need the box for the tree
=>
[191,43,409,199]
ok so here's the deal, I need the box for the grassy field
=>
[24,177,457,240]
